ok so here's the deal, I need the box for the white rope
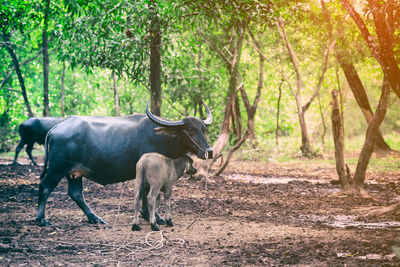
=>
[144,230,164,250]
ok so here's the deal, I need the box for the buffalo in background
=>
[13,117,64,165]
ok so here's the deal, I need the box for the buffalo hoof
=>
[132,224,141,231]
[156,214,166,225]
[142,212,165,225]
[36,218,52,226]
[31,162,38,166]
[151,223,160,231]
[10,162,20,166]
[88,215,107,224]
[166,219,174,227]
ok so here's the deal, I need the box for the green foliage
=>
[0,0,399,158]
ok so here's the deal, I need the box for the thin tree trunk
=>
[336,53,391,151]
[60,61,66,117]
[1,46,44,88]
[353,76,391,193]
[331,90,353,191]
[232,90,242,142]
[213,30,265,175]
[239,51,264,139]
[212,26,244,158]
[297,106,312,157]
[42,0,51,117]
[317,92,326,146]
[276,79,283,146]
[2,31,34,117]
[276,18,335,157]
[335,66,345,142]
[149,2,162,116]
[112,71,119,116]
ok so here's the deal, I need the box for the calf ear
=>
[154,127,180,137]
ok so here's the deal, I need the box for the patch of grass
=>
[232,134,399,173]
[367,156,400,172]
[384,132,400,151]
[0,145,45,159]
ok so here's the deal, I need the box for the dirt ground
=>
[1,155,400,266]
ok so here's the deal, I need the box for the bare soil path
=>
[0,156,399,266]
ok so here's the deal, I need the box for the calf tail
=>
[135,162,146,198]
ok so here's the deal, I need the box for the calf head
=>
[146,101,213,159]
[184,156,197,175]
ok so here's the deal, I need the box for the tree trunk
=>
[336,53,391,151]
[212,26,244,157]
[232,90,242,142]
[215,49,264,175]
[42,0,51,117]
[331,90,353,191]
[317,92,326,146]
[1,46,44,88]
[60,61,66,117]
[335,67,345,143]
[239,52,264,139]
[112,71,119,116]
[275,79,283,146]
[2,31,34,117]
[149,3,162,116]
[353,75,390,192]
[297,106,312,157]
[276,18,334,157]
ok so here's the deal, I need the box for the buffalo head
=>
[146,101,213,159]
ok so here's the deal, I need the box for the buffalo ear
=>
[153,127,180,137]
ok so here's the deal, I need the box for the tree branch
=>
[302,39,336,112]
[276,18,302,97]
[197,29,232,68]
[340,0,382,64]
[1,41,47,87]
[246,31,295,97]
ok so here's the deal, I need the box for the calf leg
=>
[26,142,37,165]
[141,188,150,220]
[147,186,161,231]
[132,177,143,231]
[141,191,166,225]
[155,194,166,225]
[164,188,174,227]
[36,171,64,226]
[12,139,25,165]
[67,177,106,224]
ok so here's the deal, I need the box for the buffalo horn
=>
[145,102,185,127]
[202,100,213,126]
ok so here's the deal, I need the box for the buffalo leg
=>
[26,142,37,165]
[67,177,106,224]
[36,172,64,226]
[12,140,25,165]
[164,188,174,227]
[132,177,143,231]
[141,191,166,225]
[147,186,161,231]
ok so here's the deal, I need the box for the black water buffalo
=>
[13,117,64,165]
[36,102,213,226]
